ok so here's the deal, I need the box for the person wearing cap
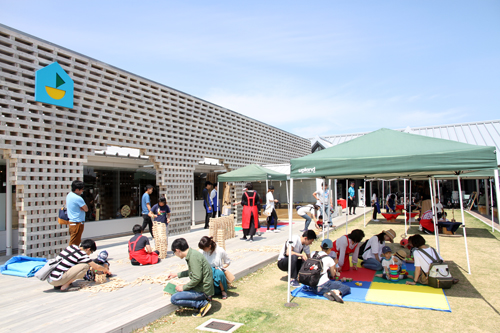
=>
[360,229,396,271]
[84,249,112,281]
[277,230,317,287]
[265,185,280,233]
[348,182,356,215]
[332,229,365,272]
[375,246,395,280]
[310,239,350,303]
[202,181,213,229]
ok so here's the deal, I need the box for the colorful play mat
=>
[291,259,451,312]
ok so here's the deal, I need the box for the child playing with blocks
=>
[376,246,413,281]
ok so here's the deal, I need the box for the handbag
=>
[417,248,454,289]
[263,205,273,217]
[224,269,235,283]
[58,207,69,225]
[34,257,62,281]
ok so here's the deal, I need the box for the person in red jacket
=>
[240,183,261,242]
[128,224,160,265]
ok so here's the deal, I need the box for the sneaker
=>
[240,237,247,240]
[274,229,281,233]
[257,232,262,236]
[266,230,273,233]
[290,280,300,288]
[193,302,212,317]
[373,219,379,222]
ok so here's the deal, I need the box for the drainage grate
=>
[206,321,235,331]
[196,319,244,333]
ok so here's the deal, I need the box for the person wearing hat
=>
[202,181,213,229]
[310,239,351,303]
[265,185,280,233]
[360,229,396,271]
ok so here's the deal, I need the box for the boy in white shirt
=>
[311,239,350,303]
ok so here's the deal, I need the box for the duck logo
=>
[35,62,74,108]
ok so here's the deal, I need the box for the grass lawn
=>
[137,213,500,332]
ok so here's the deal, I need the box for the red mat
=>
[339,267,376,282]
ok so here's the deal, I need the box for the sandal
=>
[221,291,228,300]
[452,278,459,284]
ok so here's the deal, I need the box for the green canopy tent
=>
[216,164,289,221]
[284,128,498,301]
[217,164,288,182]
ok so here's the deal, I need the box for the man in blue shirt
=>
[202,181,213,229]
[66,180,88,246]
[348,182,356,215]
[149,197,171,243]
[141,185,154,238]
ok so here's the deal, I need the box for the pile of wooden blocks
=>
[95,274,107,284]
[153,221,168,259]
[208,214,235,250]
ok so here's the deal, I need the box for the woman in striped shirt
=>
[48,239,111,292]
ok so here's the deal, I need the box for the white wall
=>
[0,230,18,252]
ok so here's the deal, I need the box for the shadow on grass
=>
[444,261,500,317]
[404,226,497,240]
[174,300,223,317]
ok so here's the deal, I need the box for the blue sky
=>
[1,1,499,138]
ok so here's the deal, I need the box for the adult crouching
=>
[48,239,111,292]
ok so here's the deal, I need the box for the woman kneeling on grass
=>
[405,234,458,285]
[199,236,231,300]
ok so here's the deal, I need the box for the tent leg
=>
[327,179,332,239]
[286,178,297,306]
[345,179,349,234]
[363,180,366,227]
[408,180,412,231]
[404,179,407,237]
[490,179,494,232]
[494,169,500,232]
[458,176,471,274]
[429,178,440,254]
[217,182,220,217]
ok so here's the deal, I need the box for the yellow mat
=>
[366,282,450,311]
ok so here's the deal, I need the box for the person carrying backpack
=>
[309,239,350,303]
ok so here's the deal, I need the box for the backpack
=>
[358,240,371,260]
[297,251,329,287]
[417,248,454,289]
[295,205,302,212]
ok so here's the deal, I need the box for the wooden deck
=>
[0,207,369,333]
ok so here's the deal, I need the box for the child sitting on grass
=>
[376,246,413,280]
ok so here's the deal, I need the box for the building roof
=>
[311,120,500,165]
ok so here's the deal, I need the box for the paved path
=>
[0,207,369,333]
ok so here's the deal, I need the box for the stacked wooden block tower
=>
[153,221,168,259]
[208,214,235,250]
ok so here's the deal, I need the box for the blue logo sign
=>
[35,62,74,108]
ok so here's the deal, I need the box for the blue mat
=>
[0,256,47,278]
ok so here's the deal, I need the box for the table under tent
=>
[285,128,498,303]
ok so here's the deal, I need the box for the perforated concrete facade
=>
[0,24,310,257]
